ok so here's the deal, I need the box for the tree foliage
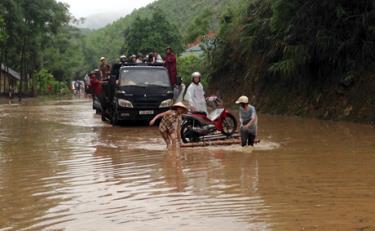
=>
[210,0,375,88]
[0,0,72,97]
[185,8,215,43]
[0,16,6,44]
[33,69,69,95]
[123,11,183,55]
[177,55,207,85]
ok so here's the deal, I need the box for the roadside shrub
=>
[177,55,209,87]
[33,69,68,95]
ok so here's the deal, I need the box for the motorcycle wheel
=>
[221,114,237,136]
[180,122,200,143]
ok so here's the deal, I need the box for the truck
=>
[101,64,175,124]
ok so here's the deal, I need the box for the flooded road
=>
[0,98,374,230]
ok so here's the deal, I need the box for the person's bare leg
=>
[160,131,170,148]
[169,132,177,150]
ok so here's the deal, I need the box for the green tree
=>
[210,0,375,87]
[0,0,71,98]
[123,10,183,55]
[185,8,214,43]
[33,68,68,95]
[0,16,6,44]
[177,55,209,86]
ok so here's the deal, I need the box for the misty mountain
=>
[77,10,131,29]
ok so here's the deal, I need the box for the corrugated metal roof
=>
[1,63,20,80]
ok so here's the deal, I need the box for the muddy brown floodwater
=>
[0,98,374,231]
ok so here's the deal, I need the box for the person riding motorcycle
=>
[184,72,207,114]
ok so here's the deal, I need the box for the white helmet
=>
[191,72,201,79]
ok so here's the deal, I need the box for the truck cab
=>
[110,65,174,123]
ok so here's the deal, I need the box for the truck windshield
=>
[120,69,170,87]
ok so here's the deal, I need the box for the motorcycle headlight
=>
[159,99,173,108]
[118,99,133,108]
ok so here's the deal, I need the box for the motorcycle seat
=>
[192,111,207,115]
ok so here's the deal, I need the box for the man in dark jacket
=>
[164,47,177,86]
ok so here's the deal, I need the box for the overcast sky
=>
[58,0,157,18]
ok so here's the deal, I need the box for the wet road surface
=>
[0,98,374,230]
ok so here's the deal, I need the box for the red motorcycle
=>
[180,96,237,143]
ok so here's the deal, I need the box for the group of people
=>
[86,47,178,112]
[151,70,258,150]
[87,47,258,150]
[89,47,177,84]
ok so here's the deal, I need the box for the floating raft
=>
[181,139,241,148]
[180,133,260,148]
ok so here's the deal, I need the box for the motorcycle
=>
[180,96,237,143]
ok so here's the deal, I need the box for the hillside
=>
[207,0,375,123]
[81,0,245,66]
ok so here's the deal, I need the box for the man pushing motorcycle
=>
[235,95,258,146]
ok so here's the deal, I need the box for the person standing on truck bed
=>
[99,57,110,80]
[164,47,177,86]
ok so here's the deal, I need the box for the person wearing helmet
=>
[235,95,257,146]
[130,54,137,64]
[184,72,207,113]
[119,55,127,65]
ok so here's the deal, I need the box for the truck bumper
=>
[116,108,168,121]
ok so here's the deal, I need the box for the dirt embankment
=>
[209,71,375,124]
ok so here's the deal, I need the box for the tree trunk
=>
[19,36,26,102]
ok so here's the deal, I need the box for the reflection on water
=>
[0,98,374,230]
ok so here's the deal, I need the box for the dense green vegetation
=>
[208,0,375,121]
[1,0,373,121]
[79,0,241,68]
[211,0,375,81]
[33,69,70,95]
[0,0,240,97]
[122,11,183,55]
[0,0,78,96]
[0,16,5,44]
[177,55,208,85]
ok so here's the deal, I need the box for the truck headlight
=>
[118,99,133,108]
[116,90,126,94]
[159,99,173,108]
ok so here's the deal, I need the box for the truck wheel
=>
[111,110,118,126]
